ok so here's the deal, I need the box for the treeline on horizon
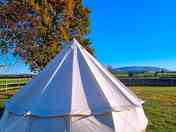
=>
[1,71,176,79]
[114,71,176,78]
[0,74,33,79]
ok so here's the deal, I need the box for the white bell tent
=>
[0,39,148,132]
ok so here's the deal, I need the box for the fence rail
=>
[0,78,31,99]
[0,77,176,99]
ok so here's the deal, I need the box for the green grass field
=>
[131,87,176,132]
[0,84,175,131]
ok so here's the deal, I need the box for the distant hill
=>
[114,66,170,73]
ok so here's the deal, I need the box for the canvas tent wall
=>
[0,39,148,132]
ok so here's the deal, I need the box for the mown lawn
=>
[130,87,176,132]
[0,78,29,85]
[0,86,175,132]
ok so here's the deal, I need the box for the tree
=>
[153,72,158,77]
[0,0,93,72]
[128,72,134,77]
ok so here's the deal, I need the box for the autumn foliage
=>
[0,0,92,71]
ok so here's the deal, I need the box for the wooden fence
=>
[0,77,176,99]
[0,78,31,98]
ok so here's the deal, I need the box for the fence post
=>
[18,78,20,88]
[5,79,7,96]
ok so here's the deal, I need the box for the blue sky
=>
[84,0,176,70]
[0,53,31,74]
[1,0,176,74]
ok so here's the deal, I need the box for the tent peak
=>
[70,38,81,47]
[61,38,81,49]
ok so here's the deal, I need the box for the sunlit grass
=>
[131,87,176,132]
